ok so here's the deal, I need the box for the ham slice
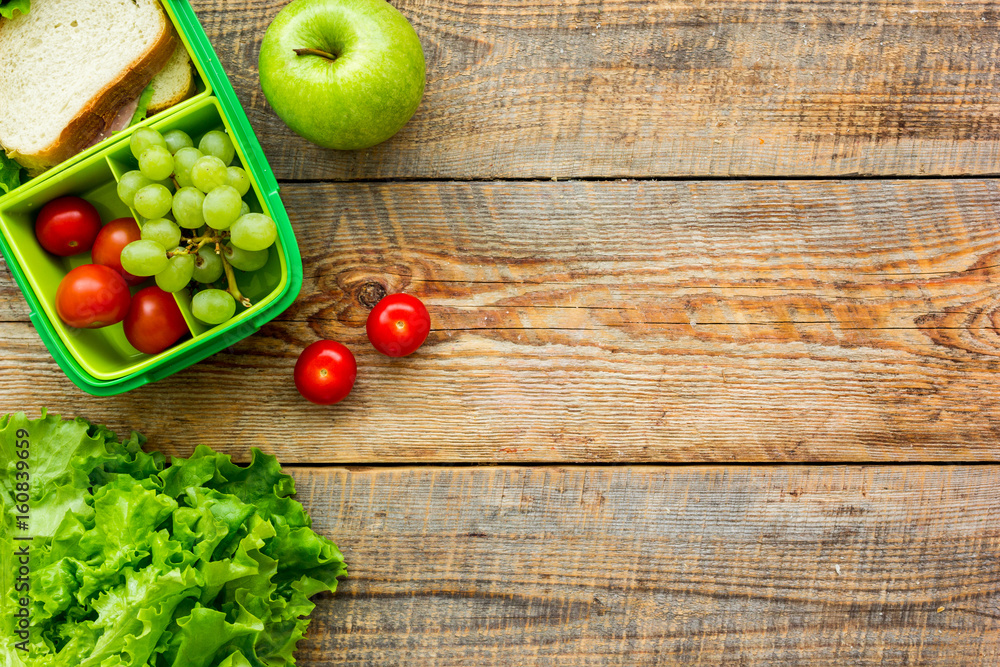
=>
[84,96,141,149]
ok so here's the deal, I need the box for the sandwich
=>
[149,38,196,116]
[0,0,195,179]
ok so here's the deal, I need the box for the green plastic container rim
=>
[0,0,302,396]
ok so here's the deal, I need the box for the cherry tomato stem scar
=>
[294,340,357,405]
[366,293,431,357]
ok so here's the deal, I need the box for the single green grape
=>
[191,245,224,284]
[163,129,194,154]
[173,147,203,188]
[192,289,236,324]
[172,187,206,229]
[121,239,168,276]
[133,184,173,219]
[155,253,195,293]
[117,170,152,208]
[198,130,236,166]
[141,218,182,249]
[229,213,277,252]
[191,156,228,192]
[138,146,174,181]
[223,243,269,272]
[202,185,242,230]
[224,167,251,196]
[240,201,250,217]
[130,127,167,160]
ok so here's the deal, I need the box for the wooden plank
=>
[287,465,1000,666]
[196,0,1000,179]
[4,180,1000,462]
[3,179,1000,461]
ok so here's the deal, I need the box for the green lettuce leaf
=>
[163,605,263,667]
[0,0,30,20]
[175,446,310,528]
[83,566,202,667]
[83,475,177,557]
[216,650,254,667]
[0,411,113,538]
[89,427,164,486]
[0,152,22,196]
[130,85,156,127]
[0,413,345,667]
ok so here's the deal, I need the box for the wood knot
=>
[357,281,387,309]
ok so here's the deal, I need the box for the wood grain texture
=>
[289,465,1000,666]
[195,0,1000,179]
[3,180,1000,462]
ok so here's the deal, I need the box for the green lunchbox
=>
[0,0,302,396]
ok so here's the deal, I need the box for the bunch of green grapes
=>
[116,126,278,326]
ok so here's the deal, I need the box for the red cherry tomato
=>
[294,340,357,405]
[123,286,189,355]
[35,196,102,256]
[55,264,131,329]
[92,217,144,285]
[366,293,431,357]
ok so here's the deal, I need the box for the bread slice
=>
[0,0,176,174]
[148,38,195,115]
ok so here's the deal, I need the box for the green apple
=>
[259,0,426,150]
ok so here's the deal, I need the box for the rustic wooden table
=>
[3,0,1000,663]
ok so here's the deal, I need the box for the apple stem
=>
[294,47,338,62]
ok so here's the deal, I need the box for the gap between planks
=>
[277,461,1000,470]
[276,174,1000,184]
